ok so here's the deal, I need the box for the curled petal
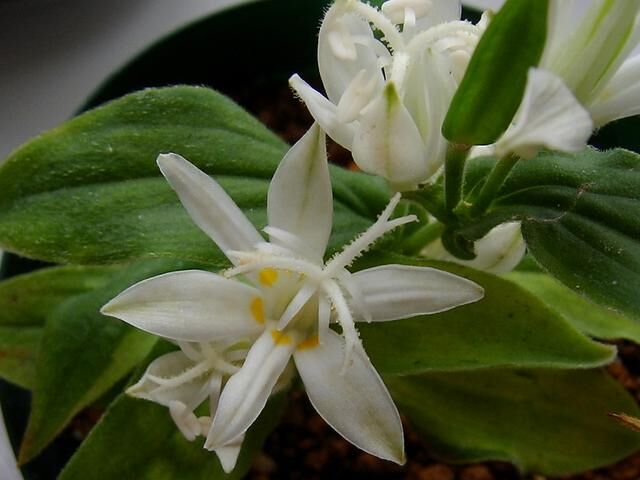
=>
[352,82,428,189]
[294,329,405,464]
[289,74,356,149]
[157,153,263,262]
[267,124,332,261]
[101,270,263,341]
[351,264,484,322]
[495,69,593,159]
[205,330,294,450]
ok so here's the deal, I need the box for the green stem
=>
[444,143,470,214]
[469,153,520,217]
[401,221,445,255]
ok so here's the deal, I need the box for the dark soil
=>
[238,83,640,480]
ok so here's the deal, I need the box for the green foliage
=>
[0,266,117,389]
[19,259,196,463]
[442,0,548,144]
[358,255,614,374]
[508,271,640,343]
[457,148,640,319]
[0,87,387,266]
[388,368,640,475]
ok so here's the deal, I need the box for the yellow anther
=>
[250,297,265,324]
[297,334,319,350]
[258,268,279,287]
[271,330,292,345]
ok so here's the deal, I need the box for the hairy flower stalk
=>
[289,0,489,189]
[102,123,484,471]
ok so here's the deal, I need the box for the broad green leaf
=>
[507,271,640,343]
[0,327,41,389]
[0,265,118,326]
[19,259,196,463]
[357,255,615,374]
[387,368,640,475]
[0,265,117,389]
[442,0,548,144]
[0,86,386,265]
[459,148,640,319]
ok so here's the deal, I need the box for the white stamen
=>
[382,0,432,25]
[322,280,360,374]
[328,19,359,60]
[325,193,417,274]
[225,251,325,281]
[350,0,405,52]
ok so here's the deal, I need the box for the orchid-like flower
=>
[102,123,484,470]
[541,0,640,127]
[289,0,489,190]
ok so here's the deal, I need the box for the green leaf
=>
[442,0,548,144]
[0,327,41,389]
[60,393,286,480]
[0,265,118,327]
[460,148,640,319]
[0,86,386,265]
[387,368,640,475]
[507,271,640,343]
[357,254,615,374]
[0,265,117,389]
[19,259,196,463]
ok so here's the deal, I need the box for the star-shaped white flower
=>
[102,124,484,470]
[289,0,489,189]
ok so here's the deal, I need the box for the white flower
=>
[289,0,489,189]
[541,0,640,126]
[125,338,250,472]
[102,123,484,469]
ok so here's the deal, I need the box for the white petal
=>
[294,329,405,464]
[157,153,263,262]
[421,222,527,274]
[205,330,294,449]
[589,54,640,126]
[351,264,483,322]
[267,124,332,261]
[289,74,356,149]
[101,270,263,341]
[495,69,593,159]
[352,82,428,189]
[127,351,208,407]
[403,47,457,177]
[318,4,384,103]
[542,0,640,102]
[215,435,244,473]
